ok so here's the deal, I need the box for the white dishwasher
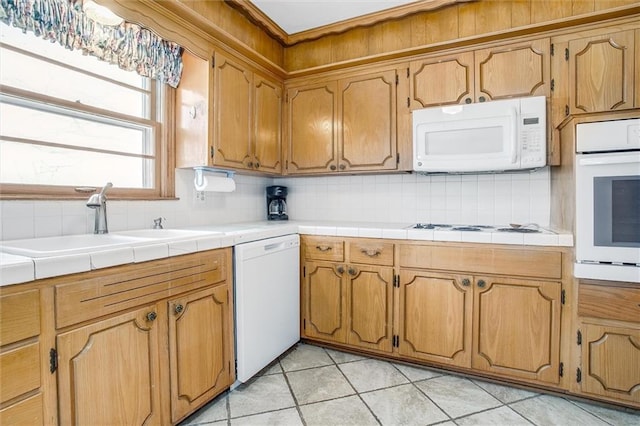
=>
[234,234,300,383]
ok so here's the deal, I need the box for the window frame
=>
[0,28,175,200]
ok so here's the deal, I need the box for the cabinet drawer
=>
[0,290,40,346]
[303,237,344,261]
[0,342,41,403]
[0,393,43,426]
[399,244,562,279]
[579,284,640,323]
[55,250,227,328]
[349,241,394,266]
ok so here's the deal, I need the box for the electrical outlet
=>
[195,191,205,202]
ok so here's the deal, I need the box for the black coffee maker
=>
[266,186,288,220]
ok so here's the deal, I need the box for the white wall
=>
[0,167,552,241]
[0,169,271,241]
[277,167,551,226]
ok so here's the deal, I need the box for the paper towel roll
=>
[193,175,236,192]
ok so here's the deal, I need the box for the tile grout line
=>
[325,347,384,425]
[388,362,455,425]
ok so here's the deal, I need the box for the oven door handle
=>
[578,153,640,166]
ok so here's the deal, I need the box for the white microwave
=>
[413,96,547,173]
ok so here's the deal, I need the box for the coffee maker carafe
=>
[266,186,288,220]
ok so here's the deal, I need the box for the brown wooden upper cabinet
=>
[568,29,636,115]
[409,38,550,109]
[286,67,399,174]
[176,50,282,174]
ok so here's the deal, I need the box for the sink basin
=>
[114,229,223,240]
[0,234,152,258]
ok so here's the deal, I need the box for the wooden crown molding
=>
[226,0,476,46]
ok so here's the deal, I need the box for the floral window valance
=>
[0,0,183,87]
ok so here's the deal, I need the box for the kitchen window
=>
[0,1,182,199]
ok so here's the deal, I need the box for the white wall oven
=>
[575,118,640,283]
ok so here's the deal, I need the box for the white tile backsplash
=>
[1,167,552,241]
[278,167,551,227]
[1,169,271,241]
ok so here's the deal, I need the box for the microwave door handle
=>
[578,153,640,166]
[510,107,518,164]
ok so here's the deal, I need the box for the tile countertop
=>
[0,221,573,287]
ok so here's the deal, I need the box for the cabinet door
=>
[286,82,338,174]
[175,51,210,168]
[213,52,253,169]
[254,75,282,174]
[57,305,161,426]
[346,265,394,352]
[409,51,474,108]
[581,322,640,405]
[168,285,232,423]
[569,30,635,113]
[339,70,397,171]
[302,262,347,343]
[398,270,472,367]
[472,277,561,384]
[475,38,550,101]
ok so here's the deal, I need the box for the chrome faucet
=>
[87,182,113,234]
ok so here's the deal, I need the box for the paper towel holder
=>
[193,167,236,192]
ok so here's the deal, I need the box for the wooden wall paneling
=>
[370,20,412,57]
[531,1,574,24]
[473,0,514,35]
[177,0,284,67]
[457,1,478,39]
[511,0,532,27]
[595,0,640,11]
[426,5,461,44]
[573,0,596,15]
[333,28,370,64]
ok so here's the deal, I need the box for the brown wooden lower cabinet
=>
[579,322,640,405]
[303,260,394,353]
[398,270,472,367]
[397,271,562,385]
[57,304,163,425]
[168,285,233,423]
[472,276,562,385]
[1,249,234,426]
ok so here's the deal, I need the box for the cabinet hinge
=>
[565,48,569,61]
[550,43,554,56]
[407,97,410,108]
[396,153,400,165]
[392,335,399,348]
[577,330,582,345]
[561,289,566,305]
[210,146,215,159]
[396,74,399,85]
[393,275,400,288]
[285,160,289,171]
[303,319,306,330]
[550,78,555,92]
[406,68,409,78]
[559,362,564,377]
[565,105,569,116]
[212,56,215,67]
[303,266,306,277]
[49,348,58,374]
[577,368,582,383]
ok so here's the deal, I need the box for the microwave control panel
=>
[520,113,546,167]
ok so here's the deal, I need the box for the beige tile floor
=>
[181,343,640,426]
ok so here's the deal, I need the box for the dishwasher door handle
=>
[264,242,285,251]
